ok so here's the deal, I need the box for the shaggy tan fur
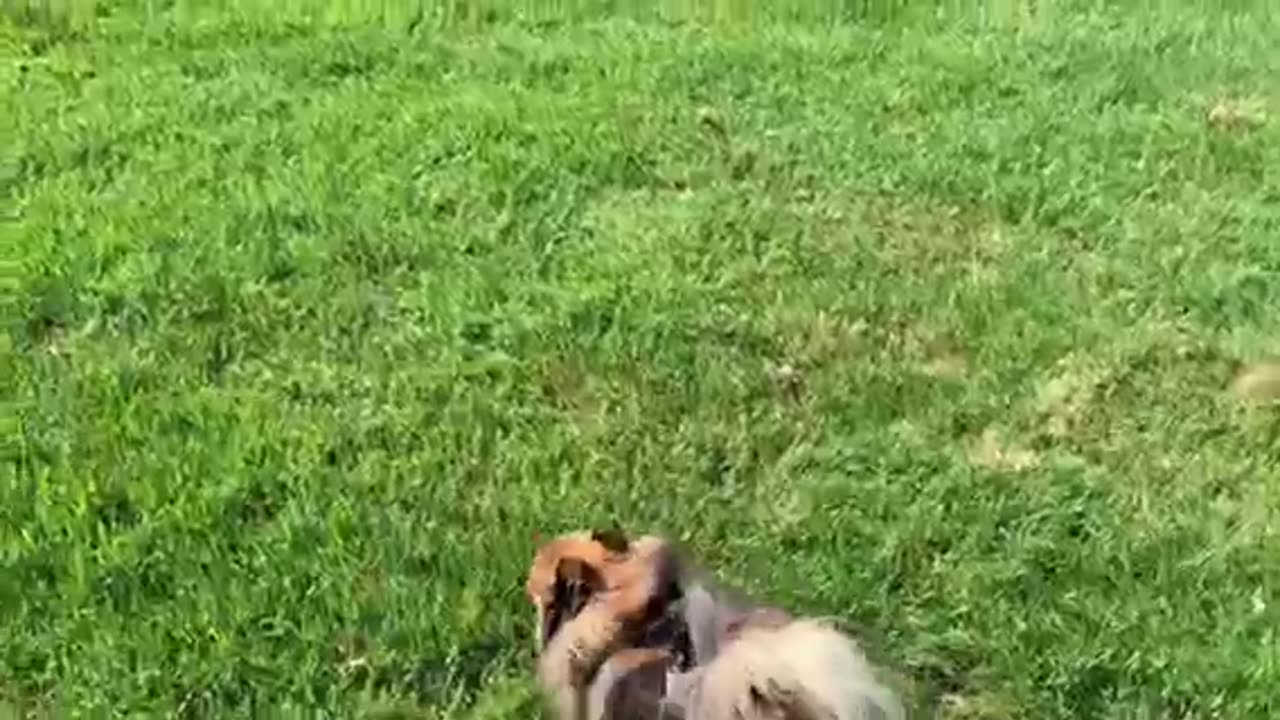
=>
[526,530,905,720]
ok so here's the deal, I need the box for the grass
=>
[4,1,1280,717]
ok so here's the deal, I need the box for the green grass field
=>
[4,1,1279,717]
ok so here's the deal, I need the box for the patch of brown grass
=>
[1206,97,1267,132]
[967,427,1039,471]
[1035,356,1108,439]
[1230,361,1280,404]
[919,336,970,380]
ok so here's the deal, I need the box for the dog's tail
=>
[678,618,905,720]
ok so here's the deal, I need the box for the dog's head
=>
[525,528,682,648]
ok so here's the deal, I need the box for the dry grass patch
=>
[967,427,1039,472]
[1229,361,1280,404]
[1206,96,1268,132]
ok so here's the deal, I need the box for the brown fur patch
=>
[603,648,678,720]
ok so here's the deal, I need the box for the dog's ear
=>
[591,527,630,553]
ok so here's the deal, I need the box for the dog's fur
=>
[526,529,906,720]
[526,530,685,719]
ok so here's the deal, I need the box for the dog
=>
[525,529,906,720]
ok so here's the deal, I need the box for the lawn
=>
[3,1,1279,717]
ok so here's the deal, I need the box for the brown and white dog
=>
[525,529,906,720]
